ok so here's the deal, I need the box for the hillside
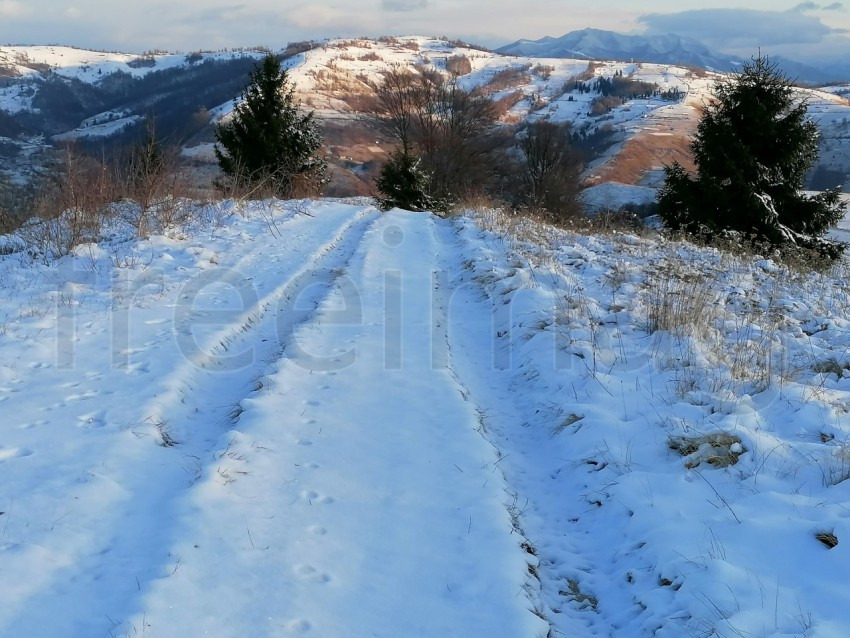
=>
[2,36,850,196]
[1,198,850,636]
[497,28,841,85]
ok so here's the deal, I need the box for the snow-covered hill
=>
[2,36,850,193]
[1,198,850,636]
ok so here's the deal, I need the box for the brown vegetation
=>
[590,124,697,185]
[481,66,532,94]
[445,55,472,76]
[532,64,554,80]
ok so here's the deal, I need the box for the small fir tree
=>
[658,55,845,258]
[215,54,325,197]
[375,150,440,212]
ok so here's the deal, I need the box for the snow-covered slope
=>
[1,198,850,636]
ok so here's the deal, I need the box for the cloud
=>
[792,1,844,9]
[0,0,26,17]
[381,0,427,11]
[639,7,845,49]
[180,5,258,25]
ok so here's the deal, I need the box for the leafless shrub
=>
[371,67,503,206]
[492,90,525,118]
[590,94,624,116]
[281,40,319,59]
[481,65,532,94]
[446,55,472,76]
[441,38,490,53]
[127,55,156,69]
[19,146,117,259]
[359,52,382,62]
[514,121,583,224]
[532,64,554,79]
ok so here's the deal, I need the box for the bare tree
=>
[517,120,582,222]
[372,68,501,208]
[373,67,422,154]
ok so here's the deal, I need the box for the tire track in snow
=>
[118,211,549,637]
[144,204,379,446]
[0,204,380,638]
[436,217,688,637]
[433,218,600,637]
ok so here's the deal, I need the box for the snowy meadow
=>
[0,198,848,637]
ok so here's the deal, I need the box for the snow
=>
[581,181,658,213]
[1,197,850,636]
[53,114,143,141]
[0,46,260,84]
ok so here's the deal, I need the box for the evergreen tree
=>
[214,54,325,197]
[375,150,440,212]
[658,55,845,258]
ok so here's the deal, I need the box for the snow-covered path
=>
[0,203,544,637]
[122,211,543,636]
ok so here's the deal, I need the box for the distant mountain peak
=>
[498,29,844,85]
[497,28,743,72]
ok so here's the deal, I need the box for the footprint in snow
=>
[124,361,150,374]
[301,490,333,505]
[284,619,312,633]
[0,447,33,462]
[65,390,98,402]
[293,564,331,583]
[76,411,105,429]
[17,419,48,430]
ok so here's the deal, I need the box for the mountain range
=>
[497,28,845,85]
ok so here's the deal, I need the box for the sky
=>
[0,1,848,63]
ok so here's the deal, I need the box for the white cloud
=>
[639,7,844,49]
[382,0,428,11]
[0,0,26,17]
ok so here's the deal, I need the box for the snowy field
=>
[0,199,849,637]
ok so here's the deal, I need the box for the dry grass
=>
[815,531,839,548]
[668,432,746,469]
[643,266,718,337]
[590,127,696,186]
[480,66,532,95]
[561,579,598,610]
